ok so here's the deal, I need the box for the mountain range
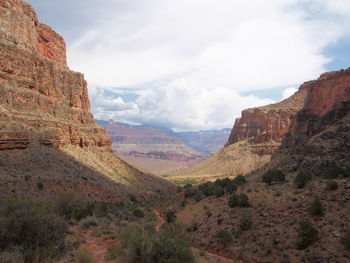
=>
[97,120,230,174]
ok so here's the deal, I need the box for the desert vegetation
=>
[121,224,194,263]
[160,166,350,263]
[0,198,67,262]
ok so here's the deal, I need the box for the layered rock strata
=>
[226,89,307,156]
[0,0,174,201]
[0,0,111,151]
[276,69,350,172]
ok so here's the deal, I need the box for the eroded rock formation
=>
[276,69,350,172]
[0,0,174,201]
[226,89,307,156]
[0,0,111,151]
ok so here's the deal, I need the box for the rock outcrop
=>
[275,68,350,172]
[226,89,307,155]
[0,0,174,201]
[0,0,111,151]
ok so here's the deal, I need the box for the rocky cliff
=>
[226,89,307,155]
[0,0,173,200]
[275,68,350,173]
[0,0,111,151]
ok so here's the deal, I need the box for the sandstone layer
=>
[274,68,350,173]
[0,0,110,151]
[0,0,173,200]
[226,89,307,155]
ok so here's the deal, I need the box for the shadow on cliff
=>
[0,143,172,202]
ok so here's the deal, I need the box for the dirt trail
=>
[152,209,238,263]
[58,227,120,263]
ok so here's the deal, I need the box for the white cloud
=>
[89,87,139,121]
[91,79,274,131]
[282,87,298,100]
[61,0,350,130]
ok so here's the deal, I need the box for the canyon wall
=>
[176,69,350,179]
[0,0,111,151]
[275,69,350,172]
[174,91,306,180]
[0,0,173,201]
[226,89,307,156]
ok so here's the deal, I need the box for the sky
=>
[26,0,350,131]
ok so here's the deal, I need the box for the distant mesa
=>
[97,120,230,175]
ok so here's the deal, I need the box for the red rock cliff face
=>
[284,69,350,140]
[277,69,350,172]
[0,0,111,151]
[226,90,307,155]
[0,0,67,66]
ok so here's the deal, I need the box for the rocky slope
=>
[98,121,206,175]
[0,0,173,201]
[273,69,350,173]
[174,90,306,181]
[162,175,350,263]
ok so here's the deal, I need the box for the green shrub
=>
[341,230,350,250]
[297,220,319,250]
[184,187,196,198]
[74,248,94,263]
[224,180,238,194]
[106,246,125,260]
[323,164,346,179]
[0,248,24,263]
[53,193,94,221]
[122,225,194,263]
[193,191,203,202]
[115,202,125,208]
[199,182,215,196]
[96,202,108,218]
[228,195,239,208]
[215,229,232,244]
[128,194,138,203]
[0,198,67,262]
[262,169,286,185]
[233,174,247,186]
[37,182,44,190]
[344,167,350,178]
[165,210,177,224]
[79,216,99,229]
[186,220,199,232]
[228,193,249,208]
[294,171,313,188]
[238,193,250,207]
[240,212,252,230]
[133,208,145,218]
[309,196,324,216]
[326,180,338,191]
[213,186,225,197]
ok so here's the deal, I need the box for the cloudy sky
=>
[27,0,350,131]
